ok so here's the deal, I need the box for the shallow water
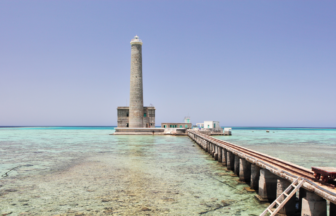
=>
[0,127,335,215]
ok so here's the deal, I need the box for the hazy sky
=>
[1,1,335,127]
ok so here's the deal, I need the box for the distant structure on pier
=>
[204,121,220,129]
[161,122,192,129]
[195,121,226,135]
[117,36,156,128]
[161,116,192,129]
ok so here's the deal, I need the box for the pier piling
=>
[301,191,327,216]
[227,151,234,170]
[211,143,215,157]
[214,146,218,160]
[257,169,277,202]
[276,179,296,216]
[251,164,260,191]
[239,158,251,183]
[222,148,227,166]
[218,147,222,162]
[234,155,240,176]
[299,188,306,215]
[330,202,336,216]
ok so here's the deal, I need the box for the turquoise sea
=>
[0,127,335,215]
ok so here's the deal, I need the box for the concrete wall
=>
[117,106,155,128]
[200,128,222,133]
[115,128,164,133]
[163,128,187,134]
[204,121,220,129]
[143,107,155,128]
[161,123,192,129]
[117,107,129,127]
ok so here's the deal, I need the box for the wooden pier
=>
[188,130,336,216]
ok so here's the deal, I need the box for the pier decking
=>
[188,130,336,215]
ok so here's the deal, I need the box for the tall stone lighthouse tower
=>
[115,36,155,131]
[129,35,144,128]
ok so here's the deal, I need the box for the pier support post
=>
[250,164,260,191]
[330,202,336,216]
[256,169,277,202]
[299,187,306,215]
[301,191,326,216]
[227,151,234,170]
[239,158,251,182]
[276,179,296,216]
[211,144,215,157]
[234,155,240,176]
[222,148,227,166]
[218,147,222,162]
[214,146,218,160]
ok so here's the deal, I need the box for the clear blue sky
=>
[1,1,335,127]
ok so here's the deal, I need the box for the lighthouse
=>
[116,36,155,129]
[129,35,144,128]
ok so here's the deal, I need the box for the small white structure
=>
[204,121,221,130]
[184,116,191,123]
[224,128,232,135]
[196,123,204,128]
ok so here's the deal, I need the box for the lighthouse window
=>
[144,113,146,117]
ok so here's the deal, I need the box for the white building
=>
[224,127,232,135]
[204,121,221,129]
